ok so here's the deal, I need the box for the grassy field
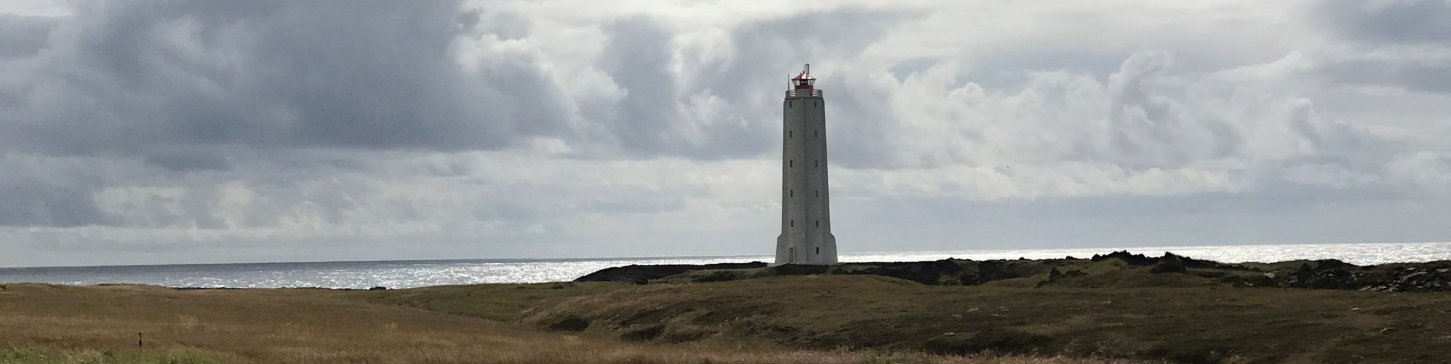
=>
[2,260,1449,363]
[0,282,1137,363]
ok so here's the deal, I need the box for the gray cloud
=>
[698,8,912,103]
[143,146,232,172]
[1107,51,1243,168]
[840,188,1447,253]
[1,0,571,164]
[0,157,107,228]
[826,75,905,169]
[1313,0,1451,46]
[1306,0,1451,94]
[1318,59,1451,94]
[686,8,917,160]
[0,14,56,59]
[595,16,683,154]
[564,8,917,160]
[0,177,105,227]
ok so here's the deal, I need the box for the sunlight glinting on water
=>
[2,242,1448,289]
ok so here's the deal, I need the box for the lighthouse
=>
[776,64,838,265]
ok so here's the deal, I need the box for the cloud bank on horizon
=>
[1,0,1449,267]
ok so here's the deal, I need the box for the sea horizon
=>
[5,240,1449,270]
[3,241,1449,289]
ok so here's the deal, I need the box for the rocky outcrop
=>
[1092,251,1158,266]
[1282,260,1451,292]
[1149,253,1188,274]
[574,262,767,284]
[1091,250,1225,270]
[722,258,1061,286]
[574,256,1451,292]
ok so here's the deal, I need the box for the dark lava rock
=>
[574,262,767,283]
[693,270,741,283]
[1372,261,1451,292]
[1091,251,1158,266]
[1287,262,1357,290]
[759,259,1049,286]
[1175,254,1226,269]
[974,260,1014,283]
[573,256,1451,293]
[838,260,963,285]
[1222,274,1277,288]
[760,264,832,277]
[1150,253,1188,274]
[1273,259,1451,292]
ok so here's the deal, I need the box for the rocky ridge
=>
[575,251,1451,292]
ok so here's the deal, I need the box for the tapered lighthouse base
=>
[773,233,837,266]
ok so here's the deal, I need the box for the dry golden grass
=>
[9,270,1449,363]
[0,283,1137,363]
[9,269,1451,363]
[506,275,1451,363]
[12,256,1451,363]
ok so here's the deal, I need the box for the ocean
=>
[3,242,1449,289]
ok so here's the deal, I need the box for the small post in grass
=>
[138,332,143,347]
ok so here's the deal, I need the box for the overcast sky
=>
[2,0,1449,267]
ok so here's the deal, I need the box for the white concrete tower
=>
[776,64,837,265]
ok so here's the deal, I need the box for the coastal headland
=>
[3,252,1450,363]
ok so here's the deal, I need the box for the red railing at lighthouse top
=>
[786,64,822,98]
